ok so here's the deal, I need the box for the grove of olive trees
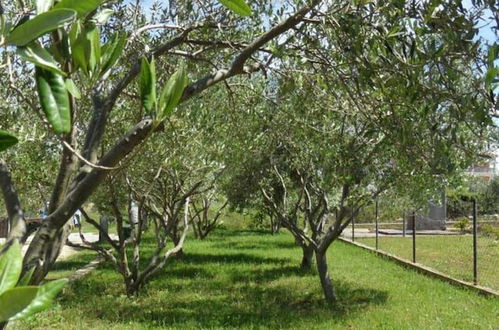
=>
[0,0,498,327]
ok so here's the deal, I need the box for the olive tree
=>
[0,0,324,287]
[223,0,497,302]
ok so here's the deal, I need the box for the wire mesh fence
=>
[344,198,499,292]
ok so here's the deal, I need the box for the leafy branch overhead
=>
[6,9,77,46]
[1,0,120,136]
[486,43,499,91]
[139,57,188,122]
[0,0,246,138]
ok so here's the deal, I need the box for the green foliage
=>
[17,42,66,76]
[139,57,156,114]
[248,210,270,231]
[35,67,71,134]
[480,177,499,214]
[157,65,188,121]
[480,224,499,240]
[68,22,88,73]
[17,268,36,287]
[447,177,499,217]
[100,33,126,76]
[138,57,188,120]
[64,78,81,99]
[69,22,103,77]
[53,0,104,19]
[0,242,67,322]
[453,217,470,233]
[446,188,475,219]
[92,9,114,26]
[0,242,22,295]
[6,9,76,46]
[0,0,497,310]
[0,130,18,152]
[85,25,101,74]
[11,277,68,320]
[68,22,123,78]
[219,0,252,16]
[0,286,39,322]
[485,43,499,90]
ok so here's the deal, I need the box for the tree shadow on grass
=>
[46,252,96,277]
[209,239,297,251]
[180,252,292,266]
[132,251,293,284]
[58,248,388,329]
[211,229,275,238]
[228,265,314,284]
[74,277,388,329]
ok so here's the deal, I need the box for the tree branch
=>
[181,0,321,101]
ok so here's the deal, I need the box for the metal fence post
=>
[412,211,416,263]
[375,199,379,250]
[352,210,355,242]
[402,212,406,238]
[472,198,478,285]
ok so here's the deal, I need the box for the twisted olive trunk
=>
[300,244,314,270]
[23,120,154,283]
[315,250,336,303]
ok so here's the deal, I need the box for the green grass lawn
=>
[45,249,97,281]
[12,230,498,330]
[356,235,499,291]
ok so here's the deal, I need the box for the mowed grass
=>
[12,230,498,330]
[356,235,499,291]
[45,249,97,281]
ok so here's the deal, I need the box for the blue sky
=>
[463,0,497,44]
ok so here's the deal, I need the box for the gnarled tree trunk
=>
[300,244,314,270]
[315,250,336,303]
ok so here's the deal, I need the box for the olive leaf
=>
[0,243,67,322]
[92,9,115,25]
[7,9,77,46]
[11,279,68,320]
[0,287,39,322]
[0,241,22,295]
[100,33,126,76]
[65,78,81,99]
[54,0,104,19]
[139,57,156,114]
[17,42,65,76]
[70,23,101,76]
[218,0,252,16]
[157,65,188,121]
[0,130,18,152]
[35,67,71,134]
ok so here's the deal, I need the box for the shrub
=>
[453,217,470,233]
[480,224,499,240]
